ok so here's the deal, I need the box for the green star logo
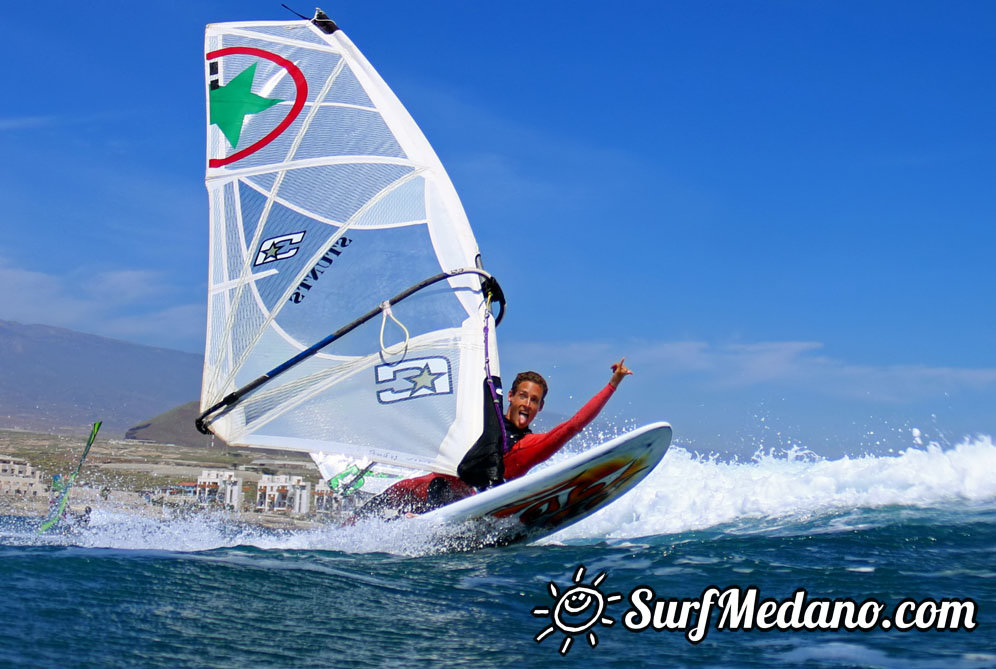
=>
[210,62,283,148]
[262,241,282,261]
[405,364,445,396]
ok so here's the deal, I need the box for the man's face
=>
[506,380,544,430]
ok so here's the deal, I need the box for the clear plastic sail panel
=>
[201,17,497,474]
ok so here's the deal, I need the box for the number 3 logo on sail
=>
[254,232,306,266]
[375,357,452,403]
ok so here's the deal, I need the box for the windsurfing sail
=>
[38,421,100,534]
[198,11,502,477]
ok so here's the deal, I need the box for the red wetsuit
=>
[368,473,474,515]
[373,383,617,512]
[502,382,616,480]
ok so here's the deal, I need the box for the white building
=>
[0,456,46,498]
[196,469,244,509]
[313,478,337,514]
[256,474,311,514]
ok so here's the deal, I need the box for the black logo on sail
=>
[289,237,352,304]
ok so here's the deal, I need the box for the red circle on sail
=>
[206,46,308,168]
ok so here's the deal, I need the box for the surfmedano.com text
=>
[622,586,977,643]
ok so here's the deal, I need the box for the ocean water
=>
[1,436,994,668]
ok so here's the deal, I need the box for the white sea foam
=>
[546,434,996,542]
[49,507,445,555]
[0,500,444,555]
[5,435,993,554]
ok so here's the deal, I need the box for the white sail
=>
[200,13,500,476]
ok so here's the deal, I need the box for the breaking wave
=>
[548,434,996,542]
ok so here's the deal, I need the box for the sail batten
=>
[200,14,499,475]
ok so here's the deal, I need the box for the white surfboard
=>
[420,422,672,549]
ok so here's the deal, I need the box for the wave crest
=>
[548,435,996,542]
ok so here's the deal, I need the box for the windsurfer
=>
[497,358,632,480]
[356,358,633,518]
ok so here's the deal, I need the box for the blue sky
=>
[1,1,993,455]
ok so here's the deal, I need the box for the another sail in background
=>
[200,12,499,477]
[38,422,101,534]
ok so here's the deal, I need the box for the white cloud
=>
[83,269,172,304]
[450,152,563,205]
[0,257,203,352]
[100,303,205,349]
[0,110,128,132]
[0,261,94,324]
[0,115,59,130]
[504,337,996,405]
[717,341,827,386]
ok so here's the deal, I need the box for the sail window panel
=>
[224,105,311,170]
[244,342,464,468]
[223,183,248,283]
[237,338,348,430]
[274,163,413,224]
[231,322,313,394]
[237,179,341,246]
[239,25,332,48]
[228,284,269,384]
[349,175,425,229]
[246,172,276,193]
[205,292,232,382]
[210,185,232,286]
[234,181,267,272]
[296,107,405,160]
[263,389,453,466]
[325,65,373,108]
[273,224,468,357]
[319,283,470,359]
[239,197,348,315]
[212,41,342,105]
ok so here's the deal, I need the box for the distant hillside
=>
[125,400,227,449]
[0,319,616,448]
[0,320,202,437]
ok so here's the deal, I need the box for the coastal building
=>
[196,469,244,509]
[313,478,336,514]
[256,474,311,514]
[157,482,198,507]
[0,456,46,498]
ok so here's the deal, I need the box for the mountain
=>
[125,401,225,449]
[0,318,614,448]
[0,320,202,437]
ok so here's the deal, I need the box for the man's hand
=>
[609,357,633,388]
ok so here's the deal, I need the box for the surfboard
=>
[420,422,672,549]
